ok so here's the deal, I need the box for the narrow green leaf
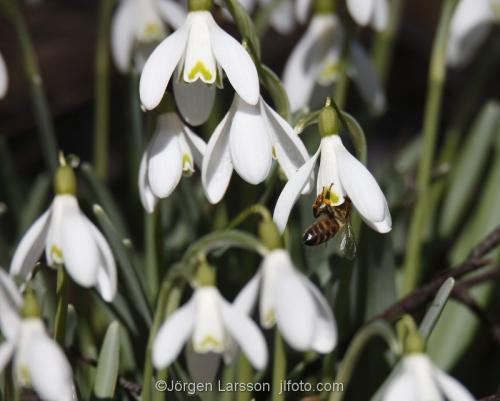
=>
[94,321,121,398]
[294,111,320,135]
[439,101,500,236]
[419,277,455,340]
[93,204,153,326]
[259,64,291,121]
[340,111,367,164]
[18,174,51,234]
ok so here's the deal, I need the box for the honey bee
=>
[302,185,357,260]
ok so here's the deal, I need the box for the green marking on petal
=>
[19,366,31,385]
[144,22,161,36]
[188,61,213,81]
[272,146,277,159]
[199,335,221,349]
[264,309,275,327]
[182,153,192,172]
[319,62,339,82]
[51,244,63,261]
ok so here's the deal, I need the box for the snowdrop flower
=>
[202,95,310,204]
[273,103,391,234]
[0,271,73,401]
[153,263,268,370]
[111,0,186,72]
[140,0,259,126]
[234,248,337,352]
[283,13,386,114]
[10,163,117,302]
[382,354,475,401]
[447,0,500,67]
[0,50,8,98]
[138,110,206,212]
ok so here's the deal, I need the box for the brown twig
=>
[477,394,500,401]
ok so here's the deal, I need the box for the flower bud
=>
[319,98,341,138]
[54,165,76,196]
[258,219,282,251]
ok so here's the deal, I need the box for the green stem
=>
[272,330,286,401]
[402,0,458,295]
[1,0,58,172]
[93,0,115,181]
[226,204,272,230]
[236,355,252,401]
[145,208,160,304]
[53,265,68,346]
[333,25,353,109]
[372,0,406,87]
[328,321,400,401]
[129,70,143,195]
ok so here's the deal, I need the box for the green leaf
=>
[94,321,121,398]
[18,173,51,234]
[439,101,500,236]
[93,204,153,326]
[259,64,291,121]
[340,111,367,164]
[419,277,455,340]
[222,0,261,60]
[294,111,320,135]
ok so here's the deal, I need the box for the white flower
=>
[0,50,8,98]
[10,194,117,302]
[273,134,391,234]
[346,0,388,31]
[111,0,187,72]
[202,95,310,204]
[138,112,207,212]
[0,271,73,401]
[140,10,259,125]
[152,285,268,370]
[234,249,337,352]
[382,354,475,401]
[447,0,500,67]
[282,14,386,114]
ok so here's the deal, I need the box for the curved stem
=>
[226,204,272,230]
[402,0,458,295]
[53,265,68,346]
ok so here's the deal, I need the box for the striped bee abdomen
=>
[302,217,340,246]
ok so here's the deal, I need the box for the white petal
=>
[300,276,337,353]
[295,0,312,23]
[10,209,50,280]
[153,298,196,368]
[334,137,391,231]
[433,368,475,401]
[383,370,417,401]
[60,212,100,288]
[183,126,207,168]
[372,0,389,31]
[317,136,345,204]
[173,77,215,126]
[147,114,183,197]
[111,0,136,73]
[261,100,310,188]
[26,330,73,401]
[183,12,217,83]
[282,15,337,111]
[349,41,386,114]
[229,97,272,185]
[269,1,295,34]
[138,149,159,212]
[207,15,259,105]
[274,270,317,351]
[155,0,187,29]
[273,148,320,233]
[347,0,373,26]
[233,272,261,315]
[139,23,188,110]
[220,298,268,370]
[86,218,117,302]
[0,270,22,339]
[404,355,444,401]
[0,341,15,371]
[0,51,8,98]
[202,106,234,204]
[192,288,225,353]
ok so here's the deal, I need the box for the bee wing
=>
[339,221,357,260]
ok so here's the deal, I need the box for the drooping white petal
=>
[140,22,189,109]
[347,0,373,27]
[138,149,159,212]
[153,298,196,368]
[295,0,312,23]
[283,15,337,111]
[233,272,261,315]
[404,355,444,401]
[183,12,217,84]
[111,0,140,72]
[207,15,259,105]
[10,209,50,280]
[173,77,216,126]
[183,126,207,168]
[86,218,117,302]
[274,270,317,351]
[317,136,346,205]
[349,42,386,115]
[202,106,234,204]
[60,212,100,288]
[273,148,320,233]
[0,270,22,340]
[0,51,8,98]
[147,114,183,197]
[364,199,392,234]
[268,0,295,34]
[383,369,417,401]
[300,276,337,353]
[220,298,268,370]
[192,288,225,353]
[333,136,391,232]
[46,196,74,267]
[0,341,15,371]
[372,0,389,31]
[155,0,187,29]
[433,367,475,401]
[229,97,272,185]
